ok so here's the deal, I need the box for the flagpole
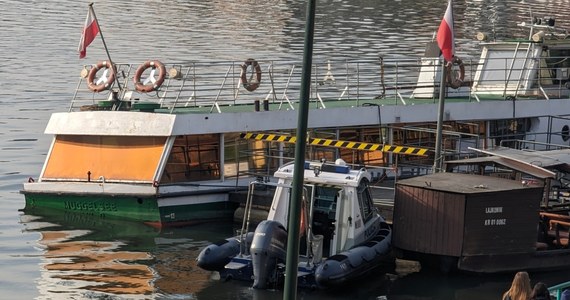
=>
[433,0,454,173]
[433,61,447,173]
[88,3,122,91]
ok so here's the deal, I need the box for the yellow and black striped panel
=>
[241,132,297,143]
[240,133,428,156]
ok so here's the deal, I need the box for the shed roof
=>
[397,172,540,194]
[445,156,554,179]
[445,147,570,178]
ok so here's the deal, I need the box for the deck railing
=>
[548,280,570,299]
[70,55,570,113]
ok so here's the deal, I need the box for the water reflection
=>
[8,0,570,298]
[21,209,227,299]
[38,230,154,297]
[17,204,570,299]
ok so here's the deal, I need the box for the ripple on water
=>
[2,0,570,299]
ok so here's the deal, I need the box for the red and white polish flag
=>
[78,7,99,59]
[437,0,454,62]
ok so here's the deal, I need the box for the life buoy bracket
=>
[446,56,465,89]
[87,61,116,93]
[240,58,262,92]
[133,60,167,93]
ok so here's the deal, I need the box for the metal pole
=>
[283,0,316,298]
[433,60,447,173]
[88,3,122,90]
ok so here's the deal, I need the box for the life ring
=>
[87,61,116,93]
[240,58,262,92]
[133,60,166,93]
[446,56,465,89]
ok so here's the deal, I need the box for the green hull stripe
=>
[24,194,238,225]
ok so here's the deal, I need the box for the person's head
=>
[504,271,532,300]
[531,282,551,299]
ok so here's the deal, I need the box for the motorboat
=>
[196,159,392,289]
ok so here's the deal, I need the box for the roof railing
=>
[70,55,570,113]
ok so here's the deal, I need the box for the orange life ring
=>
[133,60,166,93]
[240,58,262,92]
[446,56,465,89]
[87,61,116,93]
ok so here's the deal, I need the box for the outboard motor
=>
[196,232,254,271]
[251,220,288,289]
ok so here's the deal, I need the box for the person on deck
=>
[561,288,570,300]
[530,282,551,300]
[501,271,532,300]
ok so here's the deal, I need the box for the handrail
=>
[70,55,570,112]
[511,42,534,98]
[548,280,570,299]
[238,181,257,255]
[209,65,233,113]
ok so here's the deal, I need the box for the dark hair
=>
[531,282,551,300]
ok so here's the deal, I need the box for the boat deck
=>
[156,96,479,115]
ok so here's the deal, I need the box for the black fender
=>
[196,232,254,271]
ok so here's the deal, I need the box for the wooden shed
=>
[392,172,544,272]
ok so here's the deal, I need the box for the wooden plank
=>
[393,185,464,256]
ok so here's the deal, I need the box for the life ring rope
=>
[133,60,167,93]
[241,58,262,92]
[87,61,116,93]
[446,56,465,89]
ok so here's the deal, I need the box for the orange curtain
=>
[43,135,166,182]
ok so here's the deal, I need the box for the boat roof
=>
[44,108,386,136]
[273,161,368,187]
[45,98,570,136]
[397,172,538,194]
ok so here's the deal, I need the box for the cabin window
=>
[229,131,296,178]
[247,140,275,175]
[43,135,166,182]
[310,185,338,256]
[562,125,570,142]
[357,178,375,222]
[313,185,338,216]
[489,118,531,148]
[232,126,390,179]
[308,127,389,168]
[338,127,387,166]
[309,129,339,163]
[478,47,538,91]
[223,133,251,178]
[161,134,220,183]
[545,49,570,85]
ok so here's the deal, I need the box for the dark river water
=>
[1,0,570,298]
